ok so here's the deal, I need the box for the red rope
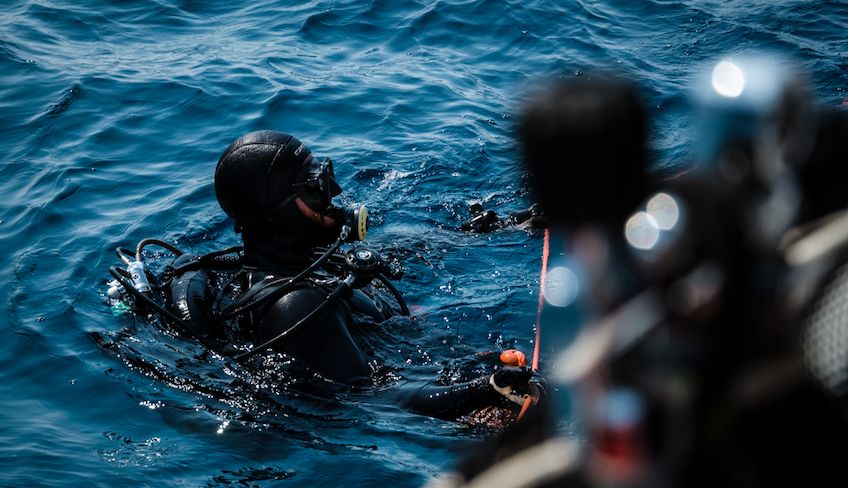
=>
[517,227,550,421]
[532,227,550,371]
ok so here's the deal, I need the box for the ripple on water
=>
[1,0,846,485]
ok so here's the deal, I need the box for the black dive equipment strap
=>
[220,233,347,318]
[109,222,409,360]
[233,274,355,361]
[233,244,409,361]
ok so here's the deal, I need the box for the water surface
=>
[1,1,846,486]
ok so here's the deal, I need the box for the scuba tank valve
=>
[106,278,131,315]
[106,279,127,302]
[127,260,152,295]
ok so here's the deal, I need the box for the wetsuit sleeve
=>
[391,377,503,420]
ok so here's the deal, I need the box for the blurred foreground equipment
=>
[430,57,848,488]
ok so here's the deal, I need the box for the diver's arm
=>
[391,367,545,420]
[461,204,547,233]
[392,377,504,420]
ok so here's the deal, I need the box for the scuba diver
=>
[106,130,545,426]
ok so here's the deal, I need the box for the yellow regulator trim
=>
[357,205,368,241]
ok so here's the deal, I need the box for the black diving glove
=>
[503,203,548,230]
[461,203,500,233]
[461,203,548,233]
[489,366,548,406]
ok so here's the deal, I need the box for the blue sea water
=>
[1,0,846,486]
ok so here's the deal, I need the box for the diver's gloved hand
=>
[489,366,548,406]
[461,203,500,233]
[461,203,548,233]
[503,203,548,230]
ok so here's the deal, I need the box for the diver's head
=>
[214,130,344,250]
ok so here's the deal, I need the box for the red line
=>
[532,227,550,371]
[518,228,550,421]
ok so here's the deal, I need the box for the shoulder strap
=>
[223,275,294,317]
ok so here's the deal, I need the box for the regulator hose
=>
[376,273,410,316]
[135,238,184,261]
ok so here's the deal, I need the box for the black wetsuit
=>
[168,237,507,421]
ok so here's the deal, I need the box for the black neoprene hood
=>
[214,130,313,224]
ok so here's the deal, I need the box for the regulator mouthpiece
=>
[350,204,368,241]
[330,204,369,242]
